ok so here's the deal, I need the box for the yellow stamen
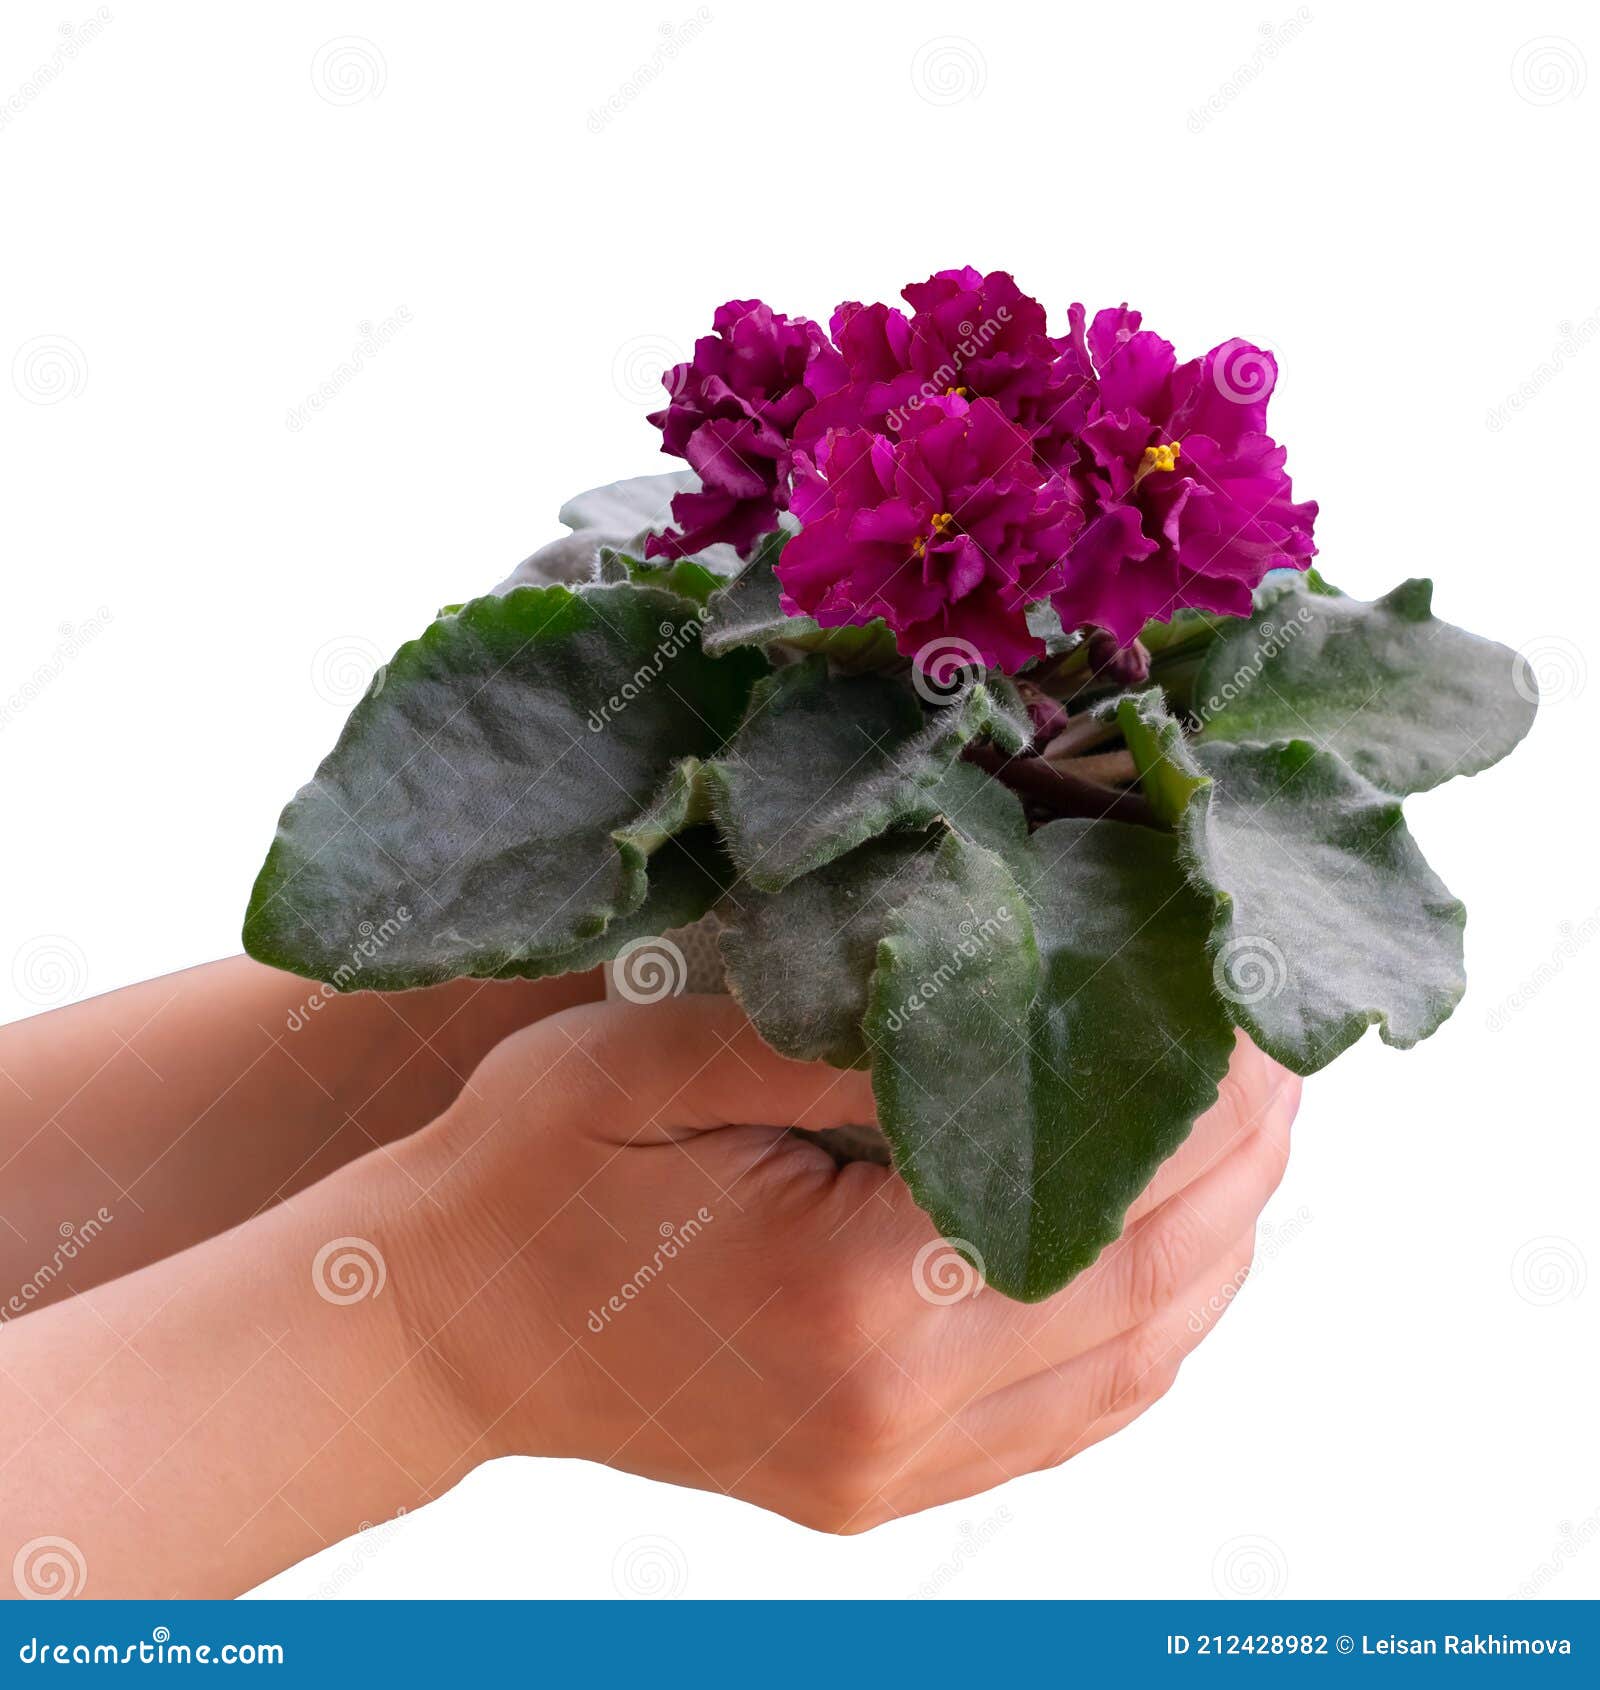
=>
[911,511,957,559]
[1134,441,1181,485]
[945,385,970,399]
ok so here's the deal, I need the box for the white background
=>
[2,0,1596,1600]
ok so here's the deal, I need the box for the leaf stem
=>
[964,742,1158,828]
[1049,748,1138,785]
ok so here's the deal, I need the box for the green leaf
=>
[614,756,714,857]
[559,471,695,538]
[700,532,900,668]
[1118,688,1468,1074]
[600,547,724,605]
[243,584,762,988]
[973,674,1033,755]
[866,822,1235,1302]
[1182,739,1467,1074]
[1194,576,1537,794]
[1112,689,1207,826]
[716,765,1026,1067]
[1024,600,1077,656]
[509,827,731,982]
[706,657,1021,892]
[720,834,934,1069]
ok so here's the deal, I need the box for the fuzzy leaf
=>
[707,658,1022,892]
[716,766,1026,1067]
[1182,739,1467,1074]
[511,828,731,981]
[1194,576,1537,794]
[1119,691,1468,1073]
[243,585,761,988]
[973,674,1033,755]
[867,822,1235,1302]
[720,834,934,1069]
[559,471,696,539]
[598,548,724,605]
[1024,600,1077,656]
[1113,689,1207,826]
[700,533,899,667]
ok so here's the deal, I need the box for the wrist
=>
[379,1109,580,1470]
[425,971,605,1080]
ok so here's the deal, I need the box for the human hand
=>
[403,997,1299,1533]
[0,994,1295,1597]
[0,957,599,1312]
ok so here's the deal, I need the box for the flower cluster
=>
[646,270,1317,670]
[644,300,842,560]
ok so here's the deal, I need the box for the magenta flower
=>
[798,268,1092,466]
[776,394,1082,673]
[1050,306,1318,643]
[645,299,845,560]
[639,276,1317,675]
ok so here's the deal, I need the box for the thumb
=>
[479,994,878,1145]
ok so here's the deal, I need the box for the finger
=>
[867,1231,1258,1523]
[963,1229,1258,1456]
[796,1043,1297,1375]
[799,1115,1286,1433]
[479,995,878,1144]
[1121,1033,1300,1230]
[948,1119,1289,1397]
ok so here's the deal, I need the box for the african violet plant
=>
[244,268,1536,1302]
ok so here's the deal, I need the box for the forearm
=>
[0,1133,484,1600]
[0,956,599,1309]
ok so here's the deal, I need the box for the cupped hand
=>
[401,996,1298,1533]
